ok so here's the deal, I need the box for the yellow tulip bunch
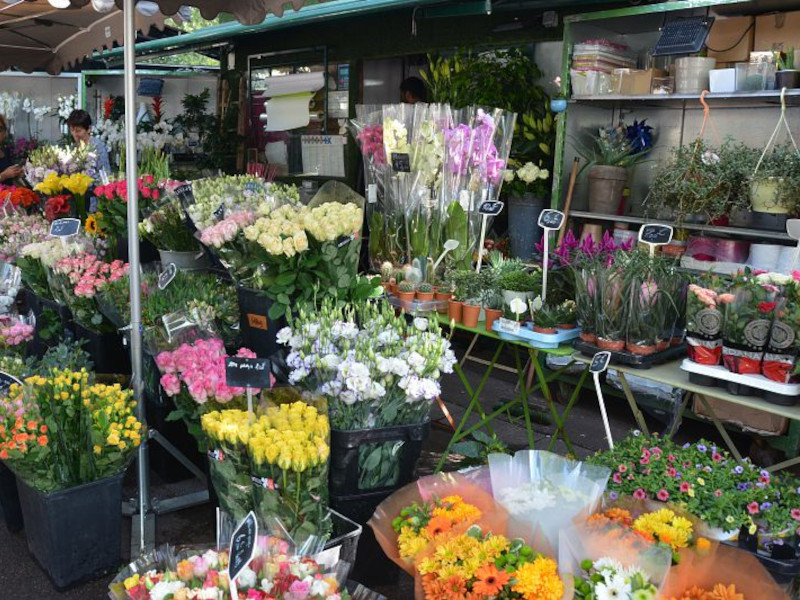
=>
[201,409,252,447]
[33,172,64,196]
[61,172,93,197]
[248,402,330,471]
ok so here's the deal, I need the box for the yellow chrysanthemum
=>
[511,557,564,600]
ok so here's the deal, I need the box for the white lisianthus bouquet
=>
[188,174,287,231]
[278,297,455,489]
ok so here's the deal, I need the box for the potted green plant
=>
[748,143,800,230]
[498,269,541,305]
[416,281,435,302]
[139,196,209,271]
[556,299,577,330]
[646,138,750,225]
[379,261,394,293]
[776,48,800,89]
[596,265,627,351]
[532,303,558,334]
[482,286,504,333]
[396,280,415,302]
[575,126,650,214]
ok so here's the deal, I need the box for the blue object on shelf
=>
[491,321,581,349]
[138,78,164,97]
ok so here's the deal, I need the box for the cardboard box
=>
[708,16,755,63]
[755,11,800,67]
[693,394,788,436]
[612,68,666,95]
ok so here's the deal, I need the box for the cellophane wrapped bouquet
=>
[279,297,455,491]
[686,277,725,365]
[488,450,611,555]
[185,175,272,232]
[17,235,94,300]
[369,470,508,575]
[0,212,49,263]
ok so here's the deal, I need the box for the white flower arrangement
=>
[0,92,21,122]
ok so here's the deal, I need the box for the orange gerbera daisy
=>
[426,515,453,537]
[709,584,744,600]
[472,564,510,596]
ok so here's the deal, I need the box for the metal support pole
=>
[122,0,151,556]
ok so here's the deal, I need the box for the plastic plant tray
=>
[680,359,800,405]
[386,295,447,314]
[491,321,581,349]
[574,340,686,369]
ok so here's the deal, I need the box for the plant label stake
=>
[589,351,614,450]
[228,511,258,600]
[638,224,673,258]
[50,218,81,249]
[0,371,22,398]
[432,239,460,273]
[476,201,504,273]
[225,357,271,423]
[787,219,800,271]
[158,263,177,290]
[537,209,565,304]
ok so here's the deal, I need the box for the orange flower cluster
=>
[669,583,744,600]
[588,507,634,527]
[0,414,48,459]
[8,187,40,209]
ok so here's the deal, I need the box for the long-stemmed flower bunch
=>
[33,171,94,219]
[3,186,40,212]
[155,338,257,449]
[416,526,564,600]
[0,213,49,262]
[279,298,455,490]
[0,318,34,353]
[0,370,142,492]
[139,194,203,252]
[89,176,163,243]
[51,253,128,332]
[248,397,331,541]
[188,175,284,231]
[24,143,96,186]
[18,236,94,299]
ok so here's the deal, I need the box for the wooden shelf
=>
[568,210,792,242]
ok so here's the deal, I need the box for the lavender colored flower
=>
[737,483,749,491]
[697,444,707,452]
[609,491,619,501]
[761,502,772,510]
[760,469,770,478]
[682,443,691,449]
[757,482,766,488]
[733,466,744,475]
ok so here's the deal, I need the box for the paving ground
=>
[0,332,768,599]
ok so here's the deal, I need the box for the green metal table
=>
[435,317,590,471]
[571,354,800,473]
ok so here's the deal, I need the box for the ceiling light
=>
[46,0,71,8]
[91,0,115,12]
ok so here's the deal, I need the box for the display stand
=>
[436,318,590,472]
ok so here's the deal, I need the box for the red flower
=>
[640,457,650,465]
[668,454,676,463]
[714,489,723,497]
[633,488,646,500]
[44,195,71,221]
[791,509,800,521]
[612,472,622,484]
[680,482,691,493]
[667,467,677,477]
[712,453,723,462]
[657,489,670,501]
[747,501,760,515]
[618,464,628,473]
[758,301,778,314]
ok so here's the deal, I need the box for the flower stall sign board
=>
[228,510,258,600]
[158,263,177,290]
[638,224,673,258]
[476,201,505,273]
[49,218,81,238]
[174,183,195,208]
[536,209,566,303]
[391,152,411,173]
[225,356,271,422]
[590,351,615,450]
[0,371,22,398]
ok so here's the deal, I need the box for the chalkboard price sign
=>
[0,371,22,398]
[590,351,612,374]
[228,511,258,585]
[478,200,505,216]
[174,183,195,207]
[391,153,411,173]
[158,263,177,290]
[538,209,565,230]
[213,204,225,220]
[225,357,271,389]
[50,218,81,238]
[638,224,673,246]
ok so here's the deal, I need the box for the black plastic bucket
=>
[71,322,131,375]
[236,286,284,358]
[0,462,23,533]
[16,473,124,589]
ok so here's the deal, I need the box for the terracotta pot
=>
[597,338,625,351]
[558,323,577,330]
[484,308,502,332]
[579,332,597,343]
[627,343,657,356]
[448,300,463,323]
[380,282,391,293]
[656,340,669,352]
[389,283,397,294]
[534,326,557,334]
[461,304,481,328]
[670,336,683,347]
[416,292,434,302]
[396,291,414,302]
[435,291,452,302]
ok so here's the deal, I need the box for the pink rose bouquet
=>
[90,176,164,244]
[0,317,34,354]
[155,337,257,448]
[51,252,128,333]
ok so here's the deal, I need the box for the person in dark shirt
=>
[0,114,22,184]
[400,77,427,104]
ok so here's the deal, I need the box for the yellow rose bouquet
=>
[248,389,331,542]
[0,369,143,492]
[201,409,255,523]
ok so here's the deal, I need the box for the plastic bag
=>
[488,450,611,556]
[660,541,789,600]
[686,282,724,365]
[368,470,508,575]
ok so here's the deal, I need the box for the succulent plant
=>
[381,262,394,282]
[392,268,405,284]
[398,281,415,293]
[417,282,434,294]
[533,304,559,328]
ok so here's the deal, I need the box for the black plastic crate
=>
[574,340,686,369]
[237,286,284,359]
[331,490,399,587]
[16,473,123,590]
[330,421,430,497]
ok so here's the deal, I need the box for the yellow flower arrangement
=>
[85,213,104,237]
[61,172,93,197]
[417,532,509,580]
[633,508,694,551]
[512,556,564,600]
[33,172,64,196]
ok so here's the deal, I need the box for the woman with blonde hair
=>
[0,114,22,183]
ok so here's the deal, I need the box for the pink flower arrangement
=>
[0,320,34,347]
[53,253,128,299]
[199,211,256,248]
[156,338,257,405]
[355,124,386,166]
[94,176,161,204]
